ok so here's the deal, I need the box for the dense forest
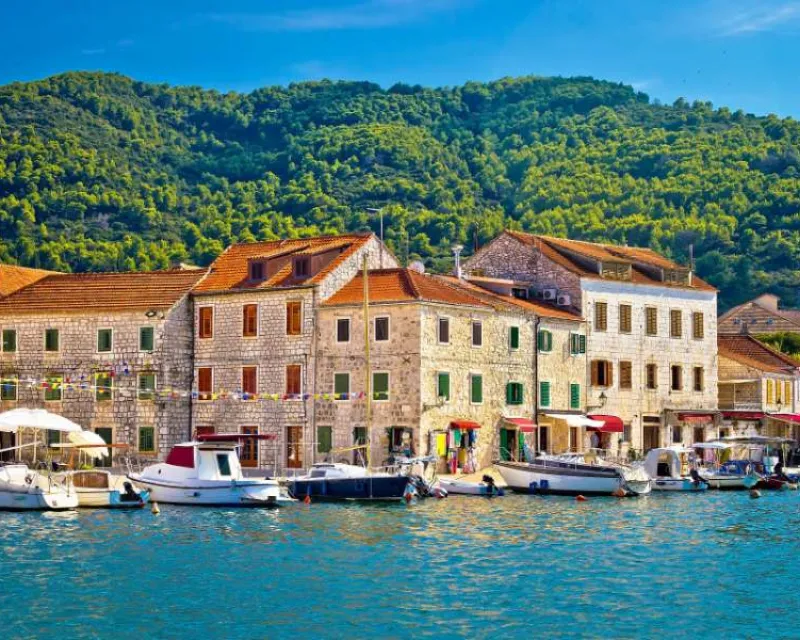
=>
[1,71,800,308]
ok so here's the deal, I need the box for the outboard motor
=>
[121,481,139,502]
[689,468,706,488]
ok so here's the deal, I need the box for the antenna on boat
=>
[363,253,371,472]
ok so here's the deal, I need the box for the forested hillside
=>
[2,71,800,308]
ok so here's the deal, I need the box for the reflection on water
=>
[2,492,799,639]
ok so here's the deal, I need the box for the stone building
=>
[464,231,719,456]
[0,268,206,461]
[190,233,395,474]
[718,334,800,441]
[718,294,800,335]
[0,264,54,298]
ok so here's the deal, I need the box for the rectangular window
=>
[373,372,389,401]
[1,375,17,401]
[242,366,258,396]
[692,312,704,340]
[672,425,682,444]
[47,429,60,448]
[334,372,350,398]
[139,326,154,352]
[594,302,608,331]
[438,318,450,344]
[470,374,483,404]
[670,310,682,338]
[243,304,258,337]
[437,372,450,402]
[249,261,265,281]
[97,329,113,353]
[198,367,213,401]
[44,375,62,402]
[95,372,112,402]
[785,381,792,405]
[670,365,683,391]
[138,373,156,401]
[198,307,213,339]
[777,380,783,403]
[317,426,333,454]
[471,321,483,347]
[766,379,775,404]
[537,329,553,352]
[286,426,303,469]
[375,317,390,342]
[569,333,587,355]
[509,326,520,350]
[619,304,632,333]
[217,453,232,477]
[45,329,59,352]
[506,382,524,405]
[286,364,302,396]
[570,383,581,410]
[286,301,302,336]
[645,307,658,336]
[539,381,551,408]
[693,367,704,392]
[240,426,258,468]
[646,364,658,390]
[590,361,613,387]
[336,318,350,343]
[619,361,633,389]
[2,329,16,353]
[138,426,155,453]
[294,257,309,277]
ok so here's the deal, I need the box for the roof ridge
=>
[404,269,423,299]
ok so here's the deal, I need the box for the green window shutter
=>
[539,381,551,408]
[437,373,450,401]
[471,375,483,403]
[537,330,544,351]
[317,426,332,453]
[334,373,350,396]
[507,382,523,405]
[140,327,155,352]
[138,374,156,400]
[506,382,513,404]
[570,383,581,409]
[139,427,155,453]
[539,330,552,352]
[510,326,520,350]
[2,329,16,353]
[546,331,553,351]
[579,334,586,354]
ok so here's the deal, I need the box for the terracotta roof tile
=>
[195,234,373,293]
[0,265,57,297]
[323,269,492,308]
[718,335,800,373]
[0,268,207,315]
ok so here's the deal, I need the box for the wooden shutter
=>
[591,360,599,386]
[198,368,213,399]
[620,361,632,389]
[670,310,682,338]
[286,301,302,335]
[595,302,607,331]
[605,361,613,386]
[286,364,302,395]
[646,307,657,336]
[199,307,213,338]
[242,366,257,395]
[243,305,258,337]
[693,312,704,339]
[619,304,632,333]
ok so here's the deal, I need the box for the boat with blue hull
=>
[287,463,412,501]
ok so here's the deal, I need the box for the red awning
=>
[677,412,715,424]
[722,411,765,420]
[197,433,277,442]
[503,418,537,433]
[769,413,800,425]
[449,420,481,430]
[586,415,624,433]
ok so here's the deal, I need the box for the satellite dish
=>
[408,260,426,274]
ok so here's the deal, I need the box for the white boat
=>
[693,441,760,490]
[0,408,82,511]
[437,475,504,496]
[128,437,294,507]
[53,470,150,508]
[495,453,651,496]
[641,446,708,492]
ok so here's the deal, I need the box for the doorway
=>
[643,425,659,452]
[499,428,518,461]
[286,426,303,469]
[240,426,258,468]
[94,427,113,468]
[353,427,367,465]
[538,426,550,453]
[0,431,15,462]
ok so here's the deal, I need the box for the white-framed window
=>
[437,371,450,403]
[138,373,157,401]
[1,374,18,401]
[374,316,390,342]
[139,326,155,352]
[336,317,351,344]
[97,328,113,353]
[438,317,450,344]
[470,373,483,405]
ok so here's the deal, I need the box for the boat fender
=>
[612,487,626,498]
[529,481,538,493]
[749,490,761,499]
[151,502,161,515]
[303,494,311,505]
[576,495,587,502]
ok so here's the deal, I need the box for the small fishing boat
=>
[693,442,760,490]
[287,463,412,501]
[641,447,708,491]
[719,436,798,490]
[437,475,504,496]
[55,470,150,508]
[129,435,294,507]
[495,453,651,496]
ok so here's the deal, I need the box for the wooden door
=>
[644,425,660,452]
[286,426,303,469]
[240,426,258,468]
[95,428,113,468]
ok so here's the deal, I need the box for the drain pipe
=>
[533,315,541,455]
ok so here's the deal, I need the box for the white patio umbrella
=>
[0,408,82,433]
[66,430,109,460]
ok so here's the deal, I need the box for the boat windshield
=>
[217,454,232,477]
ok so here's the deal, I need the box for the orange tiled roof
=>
[718,335,800,374]
[323,269,492,308]
[0,268,207,315]
[504,231,715,292]
[195,234,373,293]
[0,264,56,297]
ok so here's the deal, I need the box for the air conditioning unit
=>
[556,293,571,307]
[540,288,558,301]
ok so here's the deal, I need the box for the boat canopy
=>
[721,435,794,444]
[691,441,731,450]
[544,413,604,428]
[642,446,696,479]
[586,415,624,433]
[165,445,196,468]
[0,408,82,433]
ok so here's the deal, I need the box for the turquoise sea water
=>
[1,491,799,639]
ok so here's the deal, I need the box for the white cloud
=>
[715,2,800,36]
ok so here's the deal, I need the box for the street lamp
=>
[366,207,385,269]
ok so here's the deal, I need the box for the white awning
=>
[691,441,731,450]
[0,409,82,433]
[544,413,604,428]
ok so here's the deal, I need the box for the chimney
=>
[452,244,464,280]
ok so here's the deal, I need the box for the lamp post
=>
[366,207,384,269]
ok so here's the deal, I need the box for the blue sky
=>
[3,0,800,117]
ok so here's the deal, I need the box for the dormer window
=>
[600,262,632,281]
[663,269,691,286]
[249,261,265,281]
[294,258,310,277]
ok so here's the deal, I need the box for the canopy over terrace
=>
[0,408,82,433]
[537,412,605,454]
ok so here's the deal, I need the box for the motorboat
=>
[693,442,760,490]
[287,463,413,501]
[641,446,708,491]
[0,408,82,511]
[437,475,504,497]
[54,470,150,508]
[495,452,652,496]
[129,435,294,507]
[719,436,798,491]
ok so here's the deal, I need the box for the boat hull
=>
[287,475,411,500]
[128,475,291,507]
[701,475,759,490]
[74,488,150,509]
[494,461,628,496]
[651,478,708,492]
[438,479,503,496]
[0,485,78,510]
